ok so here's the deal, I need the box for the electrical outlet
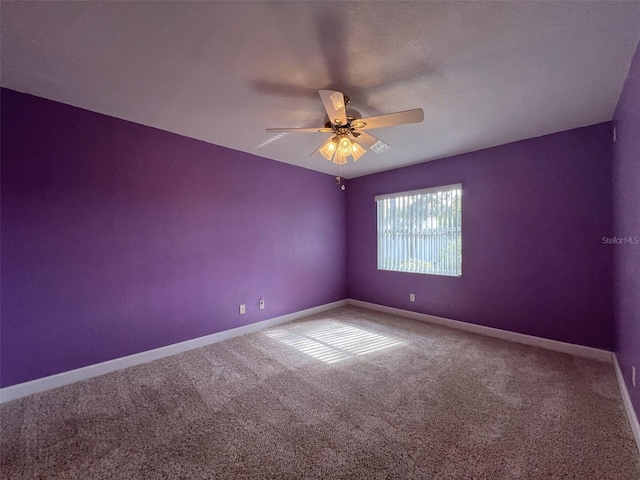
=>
[259,297,265,310]
[633,366,636,388]
[239,304,246,315]
[410,293,415,302]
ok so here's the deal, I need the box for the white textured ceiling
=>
[2,1,640,178]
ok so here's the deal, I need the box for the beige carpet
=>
[1,306,639,479]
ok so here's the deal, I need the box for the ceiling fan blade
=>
[354,108,424,130]
[266,127,333,133]
[318,90,347,126]
[355,132,391,154]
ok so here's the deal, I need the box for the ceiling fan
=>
[266,90,424,164]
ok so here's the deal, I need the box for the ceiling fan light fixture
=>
[351,141,366,161]
[337,136,353,156]
[318,136,338,161]
[333,150,348,165]
[268,89,423,167]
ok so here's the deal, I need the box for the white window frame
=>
[375,183,462,277]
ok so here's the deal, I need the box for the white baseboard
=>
[347,299,612,363]
[0,300,348,404]
[613,354,640,456]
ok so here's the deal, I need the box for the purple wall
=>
[1,88,348,387]
[347,124,614,350]
[0,85,626,392]
[613,40,640,420]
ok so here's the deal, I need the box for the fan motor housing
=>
[324,108,364,130]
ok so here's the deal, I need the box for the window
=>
[376,184,462,276]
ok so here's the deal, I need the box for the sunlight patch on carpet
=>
[265,322,403,363]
